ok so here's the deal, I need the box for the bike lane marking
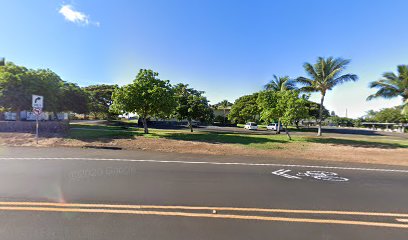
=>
[272,169,349,182]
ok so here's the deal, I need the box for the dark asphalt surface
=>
[0,146,407,239]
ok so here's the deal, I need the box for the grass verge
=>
[68,126,408,150]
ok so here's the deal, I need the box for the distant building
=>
[212,106,231,118]
[362,122,407,133]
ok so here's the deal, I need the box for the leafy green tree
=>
[263,75,297,132]
[374,106,406,123]
[367,65,408,114]
[60,83,89,115]
[257,90,308,139]
[0,63,31,120]
[0,62,89,119]
[296,57,358,136]
[290,96,330,128]
[173,84,213,132]
[305,100,330,121]
[265,75,296,91]
[0,58,4,66]
[363,110,378,122]
[353,118,363,127]
[111,69,176,134]
[84,84,118,119]
[228,93,260,124]
[329,116,354,127]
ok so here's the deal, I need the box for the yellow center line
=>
[0,201,407,218]
[0,206,407,229]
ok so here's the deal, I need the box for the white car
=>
[267,123,283,131]
[244,122,258,130]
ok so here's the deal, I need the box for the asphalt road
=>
[0,146,407,239]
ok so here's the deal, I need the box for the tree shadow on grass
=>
[149,131,288,145]
[292,127,383,136]
[66,129,142,143]
[67,128,288,145]
[305,137,407,149]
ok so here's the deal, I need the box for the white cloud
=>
[58,4,99,26]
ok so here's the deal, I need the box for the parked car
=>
[244,122,258,130]
[267,123,283,131]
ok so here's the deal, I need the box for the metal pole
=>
[36,114,39,144]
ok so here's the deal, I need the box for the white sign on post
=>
[32,95,44,109]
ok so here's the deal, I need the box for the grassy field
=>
[68,123,408,150]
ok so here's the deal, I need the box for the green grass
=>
[68,123,408,150]
[68,125,299,149]
[149,131,298,149]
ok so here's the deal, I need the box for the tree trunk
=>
[142,117,148,134]
[295,120,299,129]
[277,118,281,134]
[285,125,291,140]
[223,109,226,125]
[188,119,193,132]
[317,94,325,136]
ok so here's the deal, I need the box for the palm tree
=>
[264,75,296,91]
[296,57,358,136]
[367,65,408,114]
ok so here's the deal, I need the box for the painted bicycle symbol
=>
[272,169,349,182]
[296,171,349,182]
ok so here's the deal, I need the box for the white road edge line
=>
[0,157,407,173]
[396,218,408,223]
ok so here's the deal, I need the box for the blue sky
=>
[1,0,407,118]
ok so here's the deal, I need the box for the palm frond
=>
[369,66,408,101]
[367,87,401,100]
[331,74,358,87]
[332,58,350,71]
[299,86,318,93]
[296,77,313,86]
[397,65,408,76]
[303,63,319,80]
[284,79,297,90]
[382,72,398,81]
[265,75,294,91]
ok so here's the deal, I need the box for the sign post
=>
[32,95,44,144]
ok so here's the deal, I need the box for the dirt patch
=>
[1,132,407,167]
